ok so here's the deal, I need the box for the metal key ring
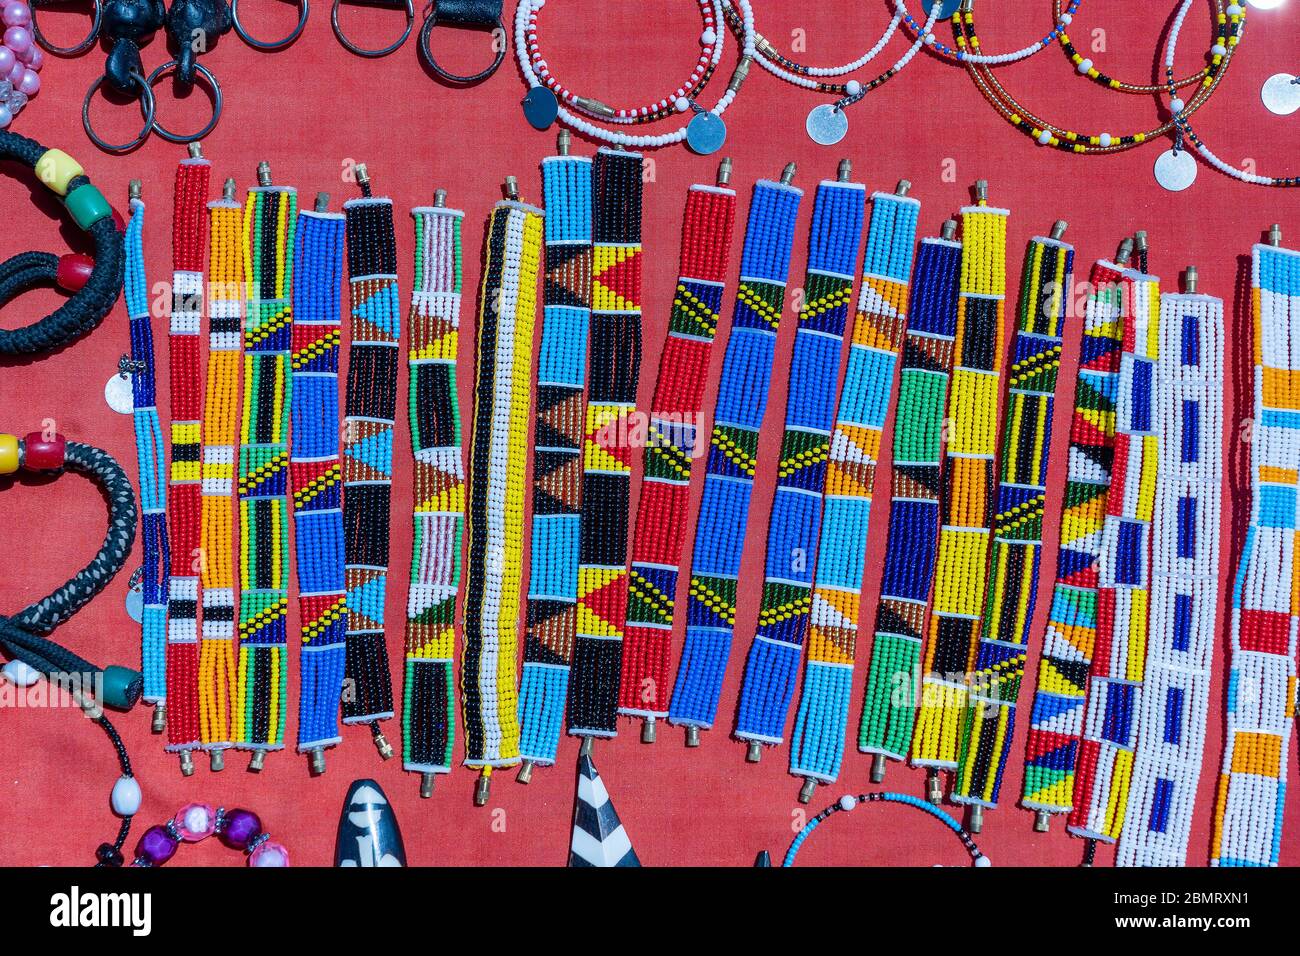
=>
[418,11,505,85]
[331,0,413,57]
[82,69,157,154]
[31,0,103,57]
[140,60,222,144]
[232,0,309,50]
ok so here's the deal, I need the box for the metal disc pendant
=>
[686,111,727,154]
[125,585,144,624]
[104,373,134,414]
[930,0,962,18]
[1153,148,1197,192]
[806,103,848,146]
[522,86,559,131]
[1262,74,1300,116]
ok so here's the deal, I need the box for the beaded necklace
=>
[733,170,870,762]
[463,188,544,804]
[787,185,919,799]
[1211,235,1300,867]
[1068,265,1161,846]
[567,147,643,746]
[1020,256,1125,827]
[339,168,401,763]
[911,187,1008,796]
[951,228,1073,829]
[1055,0,1212,94]
[1116,272,1223,867]
[517,138,593,777]
[233,166,296,766]
[900,0,1080,63]
[616,163,738,741]
[124,182,170,725]
[291,194,350,769]
[198,177,246,770]
[667,170,803,740]
[402,193,466,796]
[163,148,210,773]
[857,225,961,777]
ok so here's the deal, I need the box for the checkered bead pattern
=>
[1211,242,1300,867]
[1117,287,1223,866]
[667,178,804,732]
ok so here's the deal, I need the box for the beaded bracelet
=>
[517,138,593,776]
[1020,255,1125,826]
[339,167,401,760]
[132,804,289,867]
[567,148,643,746]
[733,169,869,764]
[667,169,802,738]
[1211,234,1299,867]
[290,193,349,771]
[1116,271,1223,867]
[786,184,919,798]
[402,193,465,795]
[163,147,211,773]
[857,225,961,774]
[615,163,737,741]
[900,0,1079,64]
[952,228,1073,829]
[233,166,296,765]
[1055,0,1212,94]
[1068,264,1161,846]
[463,188,543,804]
[911,186,1008,793]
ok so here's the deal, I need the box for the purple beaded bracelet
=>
[133,804,289,867]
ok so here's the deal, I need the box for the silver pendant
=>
[686,111,727,154]
[1262,74,1300,116]
[104,373,134,414]
[1154,148,1197,192]
[125,586,144,624]
[522,86,559,131]
[806,103,848,146]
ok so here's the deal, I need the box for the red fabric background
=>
[2,0,1297,867]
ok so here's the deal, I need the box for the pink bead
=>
[2,2,30,27]
[3,26,30,54]
[0,45,14,74]
[5,58,22,84]
[174,803,217,842]
[248,841,290,867]
[16,66,36,94]
[24,43,39,69]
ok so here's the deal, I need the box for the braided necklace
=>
[463,185,543,804]
[911,186,1008,798]
[339,166,401,763]
[1211,233,1299,867]
[1020,253,1126,829]
[734,169,869,765]
[952,228,1073,831]
[291,192,350,770]
[1116,270,1223,867]
[616,161,737,742]
[858,223,961,778]
[667,169,803,740]
[787,185,919,800]
[567,147,643,747]
[402,192,466,796]
[163,146,210,773]
[517,136,593,778]
[234,165,295,767]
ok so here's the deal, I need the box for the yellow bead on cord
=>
[34,148,84,196]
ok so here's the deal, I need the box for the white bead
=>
[1099,132,1113,147]
[111,776,142,816]
[845,79,862,96]
[838,794,857,811]
[1060,13,1072,23]
[701,28,716,45]
[1077,58,1093,73]
[1227,4,1243,13]
[2,659,39,687]
[675,96,691,113]
[1037,129,1052,144]
[1212,44,1227,57]
[1170,97,1185,114]
[975,854,992,867]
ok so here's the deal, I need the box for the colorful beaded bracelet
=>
[131,804,288,867]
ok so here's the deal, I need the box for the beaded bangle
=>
[131,804,289,867]
[1068,266,1161,844]
[900,0,1080,64]
[1211,239,1300,867]
[1116,279,1223,867]
[786,186,919,794]
[733,174,869,758]
[290,199,349,765]
[911,193,1009,779]
[340,171,401,749]
[233,173,295,761]
[857,229,961,768]
[567,148,643,742]
[1055,0,1212,94]
[124,185,170,718]
[667,173,803,735]
[517,145,593,771]
[463,193,544,798]
[1020,258,1125,820]
[402,196,465,792]
[163,151,211,770]
[952,230,1074,818]
[197,181,245,766]
[616,171,737,737]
